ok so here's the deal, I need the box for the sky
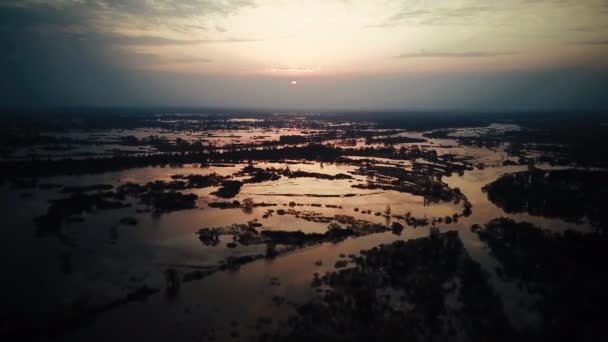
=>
[1,0,608,111]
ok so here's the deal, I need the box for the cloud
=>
[0,1,258,51]
[367,1,595,28]
[86,33,259,46]
[0,2,90,29]
[571,39,608,45]
[0,0,255,35]
[1,0,608,111]
[397,51,518,59]
[96,34,209,46]
[368,3,495,28]
[0,0,257,108]
[386,9,431,23]
[135,53,213,64]
[95,0,256,18]
[269,67,316,73]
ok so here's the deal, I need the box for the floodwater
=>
[0,120,598,340]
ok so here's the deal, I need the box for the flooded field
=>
[1,113,607,341]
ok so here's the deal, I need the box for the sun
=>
[290,81,297,85]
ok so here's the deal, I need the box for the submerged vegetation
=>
[483,168,608,231]
[474,218,608,340]
[281,231,513,341]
